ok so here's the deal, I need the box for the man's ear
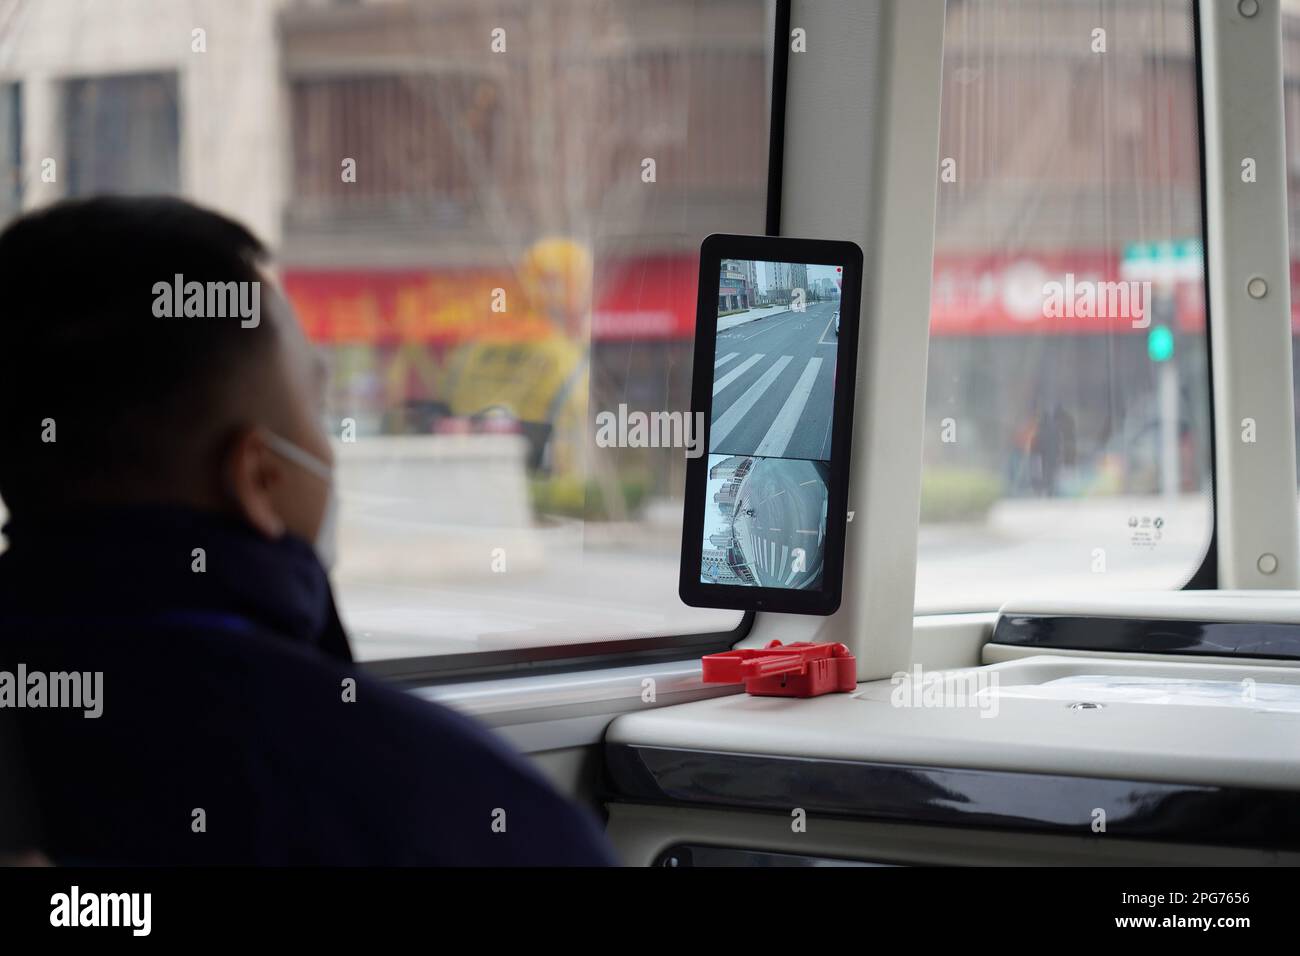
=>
[224,427,287,539]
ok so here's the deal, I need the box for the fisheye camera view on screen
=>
[701,454,828,589]
[701,258,842,590]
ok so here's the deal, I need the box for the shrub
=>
[530,474,649,521]
[919,468,1002,523]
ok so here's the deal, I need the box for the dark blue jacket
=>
[0,506,616,865]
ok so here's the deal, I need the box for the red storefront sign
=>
[282,255,701,344]
[929,253,1206,336]
[280,269,556,345]
[280,251,1237,345]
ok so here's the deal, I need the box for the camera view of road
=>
[702,454,828,589]
[711,268,840,461]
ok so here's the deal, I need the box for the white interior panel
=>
[606,654,1300,789]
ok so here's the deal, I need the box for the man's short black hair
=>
[0,196,275,516]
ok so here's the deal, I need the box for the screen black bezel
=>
[679,233,863,616]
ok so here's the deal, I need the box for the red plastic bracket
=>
[702,640,857,698]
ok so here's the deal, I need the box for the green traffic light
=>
[1147,325,1174,362]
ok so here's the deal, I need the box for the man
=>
[0,197,616,865]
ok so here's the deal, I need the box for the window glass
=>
[0,0,769,660]
[920,0,1213,611]
[64,73,180,197]
[0,83,18,218]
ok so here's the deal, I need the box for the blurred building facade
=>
[5,0,1300,505]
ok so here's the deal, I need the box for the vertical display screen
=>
[681,235,862,616]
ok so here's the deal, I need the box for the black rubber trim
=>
[366,621,753,685]
[1184,0,1219,590]
[989,613,1300,662]
[606,743,1300,851]
[765,0,791,237]
[652,844,894,867]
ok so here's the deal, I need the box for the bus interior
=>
[0,0,1298,925]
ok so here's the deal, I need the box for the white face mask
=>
[261,430,338,571]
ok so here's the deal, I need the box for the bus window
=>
[918,0,1213,611]
[0,0,777,666]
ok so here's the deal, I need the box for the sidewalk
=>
[718,305,793,332]
[985,494,1209,545]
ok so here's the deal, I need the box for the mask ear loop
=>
[261,429,339,571]
[261,430,332,483]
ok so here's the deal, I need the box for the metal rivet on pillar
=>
[1258,553,1279,575]
[1239,0,1259,17]
[1247,276,1268,300]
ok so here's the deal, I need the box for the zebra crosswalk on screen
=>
[701,259,843,589]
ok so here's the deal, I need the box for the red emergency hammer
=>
[702,640,857,698]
